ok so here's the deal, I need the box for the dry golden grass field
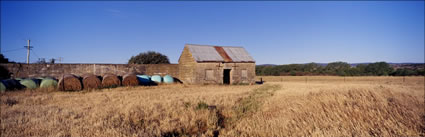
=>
[1,76,424,137]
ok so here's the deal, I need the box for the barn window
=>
[205,69,215,80]
[241,69,248,79]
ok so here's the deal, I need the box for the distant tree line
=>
[256,62,425,76]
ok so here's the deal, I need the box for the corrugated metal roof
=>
[186,44,255,63]
[214,46,233,62]
[222,47,255,62]
[187,44,224,62]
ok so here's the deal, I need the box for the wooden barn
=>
[178,44,256,84]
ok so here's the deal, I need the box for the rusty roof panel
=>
[222,47,255,62]
[186,44,224,62]
[214,46,233,62]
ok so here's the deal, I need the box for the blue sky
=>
[1,1,424,64]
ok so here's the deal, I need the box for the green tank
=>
[19,79,37,89]
[163,75,174,84]
[151,75,162,83]
[40,78,58,88]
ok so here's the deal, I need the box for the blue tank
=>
[151,75,162,83]
[163,75,174,84]
[136,75,151,85]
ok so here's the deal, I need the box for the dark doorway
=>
[223,69,231,84]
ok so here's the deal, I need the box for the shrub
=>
[196,101,209,110]
[128,51,170,64]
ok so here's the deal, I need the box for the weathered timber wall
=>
[0,63,179,79]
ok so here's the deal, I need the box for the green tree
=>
[365,62,393,76]
[344,68,359,76]
[128,51,170,64]
[417,69,425,76]
[391,68,419,76]
[289,70,297,76]
[0,54,14,63]
[0,54,13,79]
[303,63,322,73]
[263,66,279,76]
[325,62,351,76]
[355,64,368,76]
[255,65,265,75]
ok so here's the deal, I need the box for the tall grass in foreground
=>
[0,77,424,136]
[283,87,424,136]
[235,86,423,136]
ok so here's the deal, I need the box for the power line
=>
[30,49,40,59]
[2,48,26,53]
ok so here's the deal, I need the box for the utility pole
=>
[24,40,33,64]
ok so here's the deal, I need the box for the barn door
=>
[223,69,231,84]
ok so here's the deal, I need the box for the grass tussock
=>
[230,84,281,124]
[0,76,424,137]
